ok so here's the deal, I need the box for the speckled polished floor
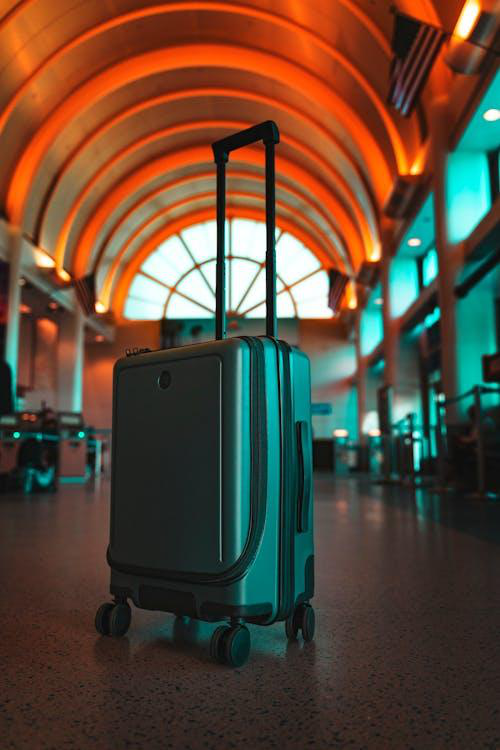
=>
[1,476,500,750]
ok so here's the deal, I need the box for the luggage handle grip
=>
[212,121,280,340]
[296,420,312,532]
[212,121,279,163]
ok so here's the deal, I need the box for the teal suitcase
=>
[95,122,315,666]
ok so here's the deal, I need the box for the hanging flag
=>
[328,269,349,313]
[388,12,446,117]
[73,273,96,316]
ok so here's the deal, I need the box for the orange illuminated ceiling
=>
[0,0,458,316]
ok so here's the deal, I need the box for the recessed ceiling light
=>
[57,268,71,283]
[483,108,500,122]
[374,297,384,306]
[454,0,480,40]
[333,429,348,438]
[407,237,422,247]
[94,301,107,314]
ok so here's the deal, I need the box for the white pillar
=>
[57,307,85,413]
[381,252,397,391]
[355,311,366,443]
[4,226,23,408]
[430,97,458,415]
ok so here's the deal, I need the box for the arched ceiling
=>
[0,0,462,316]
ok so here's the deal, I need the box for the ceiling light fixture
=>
[407,237,422,247]
[94,301,107,314]
[56,268,71,283]
[483,108,500,122]
[34,249,55,268]
[333,429,348,438]
[454,0,481,40]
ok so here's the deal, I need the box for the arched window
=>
[124,219,332,320]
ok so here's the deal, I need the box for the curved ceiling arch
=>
[0,2,391,125]
[6,43,396,228]
[111,204,335,318]
[95,169,349,281]
[50,118,375,274]
[97,187,344,307]
[36,86,377,245]
[68,144,366,280]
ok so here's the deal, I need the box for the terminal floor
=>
[1,476,500,750]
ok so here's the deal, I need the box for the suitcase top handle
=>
[211,121,280,340]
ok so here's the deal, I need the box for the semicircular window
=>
[124,219,332,320]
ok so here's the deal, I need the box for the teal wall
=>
[390,258,420,318]
[456,265,500,406]
[446,151,491,244]
[360,284,384,355]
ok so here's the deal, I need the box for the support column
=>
[57,307,85,413]
[430,96,459,414]
[4,226,23,408]
[381,252,397,391]
[355,310,366,443]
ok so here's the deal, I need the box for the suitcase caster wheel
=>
[95,602,131,637]
[210,625,229,663]
[222,625,250,668]
[285,604,315,643]
[285,611,299,640]
[109,602,132,637]
[298,603,315,642]
[95,603,114,636]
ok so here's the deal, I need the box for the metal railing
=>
[434,384,500,500]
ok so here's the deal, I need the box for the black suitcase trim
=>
[107,337,269,588]
[273,339,295,623]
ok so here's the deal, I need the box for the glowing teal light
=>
[446,151,491,243]
[78,431,85,439]
[424,307,441,328]
[361,284,384,355]
[390,258,419,318]
[422,247,438,286]
[13,431,20,439]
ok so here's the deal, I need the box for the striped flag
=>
[388,12,446,117]
[73,273,96,316]
[328,270,349,313]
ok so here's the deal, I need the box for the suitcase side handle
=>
[296,420,312,532]
[212,121,280,340]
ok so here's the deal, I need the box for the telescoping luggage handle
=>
[212,121,280,340]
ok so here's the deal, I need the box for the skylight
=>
[123,219,332,320]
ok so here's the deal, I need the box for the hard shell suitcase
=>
[95,121,315,666]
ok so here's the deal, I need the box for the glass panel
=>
[238,266,265,313]
[124,297,164,320]
[129,274,166,303]
[181,221,224,264]
[277,232,320,285]
[246,302,266,318]
[155,235,193,277]
[230,257,261,312]
[289,271,328,302]
[422,247,439,286]
[200,259,216,294]
[166,292,214,319]
[232,219,262,261]
[176,269,215,311]
[141,250,180,287]
[276,292,296,318]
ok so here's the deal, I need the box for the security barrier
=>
[434,385,500,500]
